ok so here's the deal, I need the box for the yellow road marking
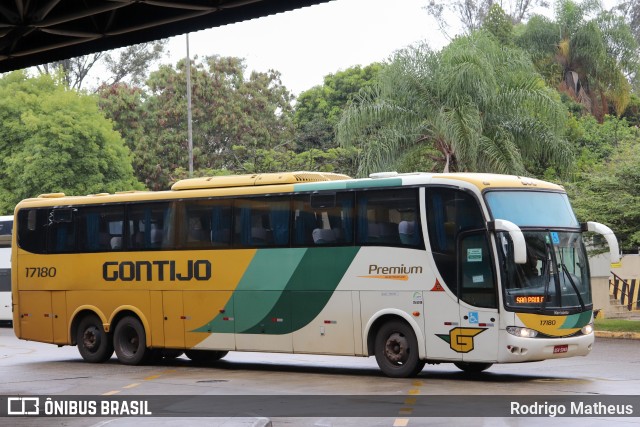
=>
[144,375,161,381]
[123,383,140,389]
[393,419,409,427]
[102,390,120,396]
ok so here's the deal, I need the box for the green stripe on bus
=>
[294,182,349,192]
[560,310,592,329]
[192,248,306,334]
[238,246,359,334]
[294,178,403,192]
[347,178,402,189]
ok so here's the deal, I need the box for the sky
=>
[162,0,449,96]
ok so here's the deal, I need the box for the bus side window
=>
[181,200,232,249]
[234,196,289,248]
[128,202,173,250]
[76,206,125,252]
[17,209,48,254]
[293,192,354,247]
[356,188,421,247]
[47,209,76,254]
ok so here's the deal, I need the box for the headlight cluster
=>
[581,323,594,335]
[506,326,538,338]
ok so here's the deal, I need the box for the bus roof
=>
[18,171,564,209]
[170,171,351,191]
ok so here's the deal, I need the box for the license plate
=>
[553,345,568,354]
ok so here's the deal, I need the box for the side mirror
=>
[488,219,527,264]
[583,222,620,264]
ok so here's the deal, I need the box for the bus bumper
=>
[497,332,594,363]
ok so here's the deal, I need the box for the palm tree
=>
[337,32,571,177]
[516,0,638,120]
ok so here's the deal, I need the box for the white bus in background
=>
[0,215,13,324]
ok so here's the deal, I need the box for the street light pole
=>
[186,33,194,178]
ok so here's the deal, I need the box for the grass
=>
[594,318,640,333]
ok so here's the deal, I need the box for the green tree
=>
[97,83,151,186]
[425,0,549,38]
[36,41,166,91]
[0,71,141,213]
[337,32,570,177]
[565,117,640,251]
[482,4,514,45]
[516,0,639,120]
[131,56,295,189]
[294,64,383,150]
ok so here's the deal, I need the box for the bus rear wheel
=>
[374,320,425,378]
[76,314,113,363]
[114,316,149,365]
[185,350,228,363]
[454,362,493,373]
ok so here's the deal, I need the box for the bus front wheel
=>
[114,316,149,365]
[374,320,425,378]
[76,314,113,363]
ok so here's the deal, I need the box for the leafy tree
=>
[565,116,640,252]
[294,64,383,151]
[97,83,151,185]
[36,41,166,91]
[120,56,295,189]
[516,0,639,120]
[0,71,141,213]
[482,4,514,45]
[425,0,549,37]
[617,0,640,47]
[337,32,571,177]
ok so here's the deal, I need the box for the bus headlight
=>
[507,326,538,338]
[581,323,594,335]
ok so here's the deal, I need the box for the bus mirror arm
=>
[488,219,527,264]
[583,222,620,264]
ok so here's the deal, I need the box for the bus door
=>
[162,291,185,349]
[457,231,499,362]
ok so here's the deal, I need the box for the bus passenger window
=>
[234,197,289,248]
[293,192,354,247]
[180,200,232,249]
[128,203,173,250]
[76,206,125,252]
[17,209,48,254]
[356,188,421,248]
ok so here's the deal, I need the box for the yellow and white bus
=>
[0,215,13,323]
[12,171,619,377]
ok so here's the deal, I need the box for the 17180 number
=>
[25,267,57,278]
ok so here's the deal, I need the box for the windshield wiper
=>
[560,262,585,311]
[539,243,552,312]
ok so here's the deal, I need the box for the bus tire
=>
[113,316,149,365]
[76,314,113,363]
[454,362,493,373]
[374,320,425,378]
[185,350,228,363]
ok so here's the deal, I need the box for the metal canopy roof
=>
[0,0,332,73]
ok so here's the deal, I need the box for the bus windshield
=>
[499,231,591,313]
[486,190,591,313]
[485,191,579,228]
